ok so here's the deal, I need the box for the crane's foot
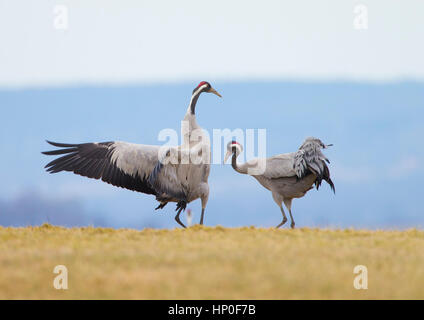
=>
[290,222,295,229]
[275,217,288,228]
[155,202,167,210]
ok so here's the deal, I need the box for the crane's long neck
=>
[232,151,248,174]
[183,88,205,145]
[189,93,201,115]
[185,87,204,117]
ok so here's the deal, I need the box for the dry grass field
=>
[0,224,423,299]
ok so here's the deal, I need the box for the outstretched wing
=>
[294,137,335,192]
[42,140,160,195]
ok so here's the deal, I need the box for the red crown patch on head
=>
[231,141,239,145]
[196,81,208,89]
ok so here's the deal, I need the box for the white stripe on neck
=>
[192,84,208,100]
[186,84,208,115]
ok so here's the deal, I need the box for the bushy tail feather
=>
[314,164,335,193]
[294,137,335,193]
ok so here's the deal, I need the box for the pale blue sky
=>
[1,0,424,87]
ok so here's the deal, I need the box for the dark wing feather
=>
[42,140,157,195]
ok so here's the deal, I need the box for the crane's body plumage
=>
[42,82,221,228]
[226,137,335,228]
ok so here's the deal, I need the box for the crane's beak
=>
[209,87,222,98]
[223,150,231,164]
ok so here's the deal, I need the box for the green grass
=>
[0,224,423,299]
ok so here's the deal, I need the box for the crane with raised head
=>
[224,137,335,228]
[42,81,221,228]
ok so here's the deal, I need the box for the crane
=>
[42,81,221,228]
[224,137,335,228]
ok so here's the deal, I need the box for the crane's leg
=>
[199,190,209,225]
[200,208,205,225]
[276,207,288,228]
[288,210,295,229]
[272,192,287,228]
[283,199,295,229]
[175,209,186,228]
[175,201,187,228]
